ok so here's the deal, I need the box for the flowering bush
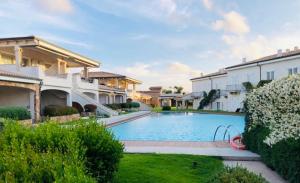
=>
[245,74,300,146]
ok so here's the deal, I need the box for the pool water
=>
[110,112,245,141]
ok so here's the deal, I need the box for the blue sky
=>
[1,0,300,91]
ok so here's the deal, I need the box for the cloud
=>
[202,0,213,10]
[110,61,202,92]
[221,26,300,63]
[78,0,199,28]
[212,11,250,35]
[35,0,73,14]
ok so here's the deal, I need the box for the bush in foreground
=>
[0,119,123,182]
[162,106,171,111]
[244,74,300,182]
[243,126,300,182]
[208,166,268,183]
[0,106,31,120]
[44,105,78,117]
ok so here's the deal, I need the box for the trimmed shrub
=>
[105,102,140,110]
[74,122,124,182]
[0,119,123,182]
[129,102,140,108]
[208,166,268,183]
[44,105,78,117]
[162,106,171,111]
[0,106,31,120]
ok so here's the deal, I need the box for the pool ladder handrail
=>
[213,125,225,141]
[213,125,241,142]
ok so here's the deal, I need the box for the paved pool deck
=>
[98,111,152,126]
[123,140,260,161]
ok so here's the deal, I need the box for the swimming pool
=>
[110,112,245,141]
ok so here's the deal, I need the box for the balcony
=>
[0,64,72,88]
[99,85,126,93]
[72,74,98,91]
[226,84,245,92]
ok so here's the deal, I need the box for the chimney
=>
[294,46,298,51]
[286,49,290,53]
[242,57,247,63]
[277,49,282,56]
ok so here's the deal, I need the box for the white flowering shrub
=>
[245,74,300,146]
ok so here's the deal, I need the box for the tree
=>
[174,86,183,94]
[162,89,172,94]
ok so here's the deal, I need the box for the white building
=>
[191,47,300,112]
[0,36,117,122]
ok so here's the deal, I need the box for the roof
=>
[226,49,300,69]
[0,69,41,81]
[190,70,227,81]
[89,71,124,78]
[89,71,142,84]
[0,36,100,67]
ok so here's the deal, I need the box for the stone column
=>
[29,91,35,120]
[95,92,99,103]
[14,46,22,70]
[66,92,72,106]
[34,86,41,122]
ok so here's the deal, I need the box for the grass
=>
[152,107,244,116]
[113,154,223,183]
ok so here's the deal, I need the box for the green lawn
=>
[152,107,244,116]
[113,154,223,183]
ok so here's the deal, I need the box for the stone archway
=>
[84,104,97,112]
[72,102,84,114]
[0,80,40,121]
[41,89,70,115]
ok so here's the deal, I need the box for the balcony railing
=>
[226,84,245,92]
[0,64,72,88]
[99,85,126,93]
[72,74,98,91]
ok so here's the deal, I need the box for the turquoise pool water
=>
[110,112,245,141]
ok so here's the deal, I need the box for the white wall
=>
[192,79,211,93]
[227,66,260,86]
[261,57,300,80]
[0,87,30,108]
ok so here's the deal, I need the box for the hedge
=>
[208,166,268,183]
[243,126,300,183]
[243,75,300,183]
[44,105,78,117]
[0,119,124,182]
[162,106,171,111]
[0,106,31,120]
[105,102,140,110]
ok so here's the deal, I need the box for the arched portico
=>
[41,89,71,114]
[84,104,97,112]
[99,93,110,104]
[72,102,84,114]
[0,80,40,121]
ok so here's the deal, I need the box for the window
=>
[267,71,275,80]
[293,67,298,74]
[288,67,298,75]
[288,68,293,75]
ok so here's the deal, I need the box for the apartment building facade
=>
[191,47,300,112]
[0,36,117,121]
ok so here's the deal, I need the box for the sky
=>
[0,0,300,92]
